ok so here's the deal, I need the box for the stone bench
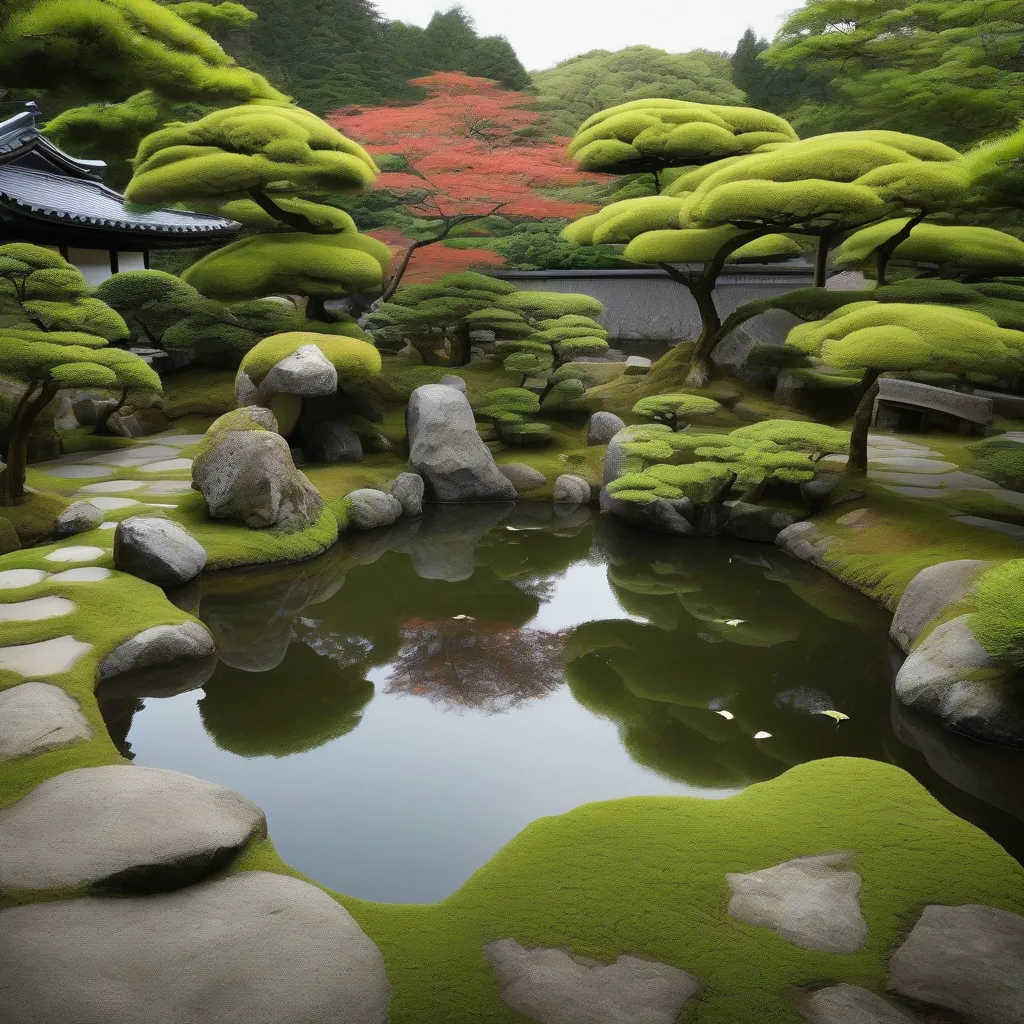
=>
[873,379,993,435]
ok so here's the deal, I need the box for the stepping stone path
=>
[0,596,75,621]
[726,852,868,953]
[799,984,919,1023]
[0,682,93,760]
[0,764,265,892]
[889,904,1024,1024]
[485,938,700,1024]
[0,636,93,676]
[0,871,391,1024]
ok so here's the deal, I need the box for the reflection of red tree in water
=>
[386,616,565,713]
[327,72,607,288]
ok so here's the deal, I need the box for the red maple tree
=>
[327,72,608,291]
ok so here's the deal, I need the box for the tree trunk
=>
[846,368,883,476]
[875,211,926,288]
[652,169,661,193]
[814,234,831,288]
[306,296,332,322]
[0,381,58,505]
[683,278,722,389]
[247,188,323,234]
[381,239,432,302]
[450,321,472,367]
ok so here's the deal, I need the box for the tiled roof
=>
[0,164,238,236]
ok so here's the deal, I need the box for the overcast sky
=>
[375,1,798,70]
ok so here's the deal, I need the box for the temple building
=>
[0,104,238,283]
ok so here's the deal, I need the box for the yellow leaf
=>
[815,710,850,723]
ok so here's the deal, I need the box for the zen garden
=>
[2,1,1024,1022]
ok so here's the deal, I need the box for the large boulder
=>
[586,411,625,446]
[192,407,323,531]
[890,560,990,654]
[0,765,265,892]
[389,473,424,517]
[114,517,207,588]
[107,405,170,438]
[776,521,833,566]
[893,613,1024,746]
[553,474,591,506]
[347,489,403,531]
[724,502,797,544]
[258,344,338,402]
[0,871,391,1024]
[54,501,104,538]
[305,419,363,464]
[500,463,548,492]
[98,622,216,680]
[406,384,517,502]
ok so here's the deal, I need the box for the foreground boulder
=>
[407,384,517,502]
[889,560,990,654]
[192,407,323,531]
[347,489,403,530]
[114,517,207,588]
[0,871,390,1024]
[54,501,103,538]
[98,622,216,680]
[0,765,264,892]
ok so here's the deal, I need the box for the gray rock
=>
[776,521,832,566]
[235,369,259,406]
[114,517,207,588]
[800,475,842,506]
[800,984,919,1024]
[484,938,699,1024]
[347,489,403,531]
[0,871,390,1024]
[501,462,548,491]
[726,852,868,953]
[774,370,805,408]
[99,621,216,680]
[553,474,591,506]
[586,411,625,446]
[973,388,1024,418]
[890,560,990,654]
[623,355,651,375]
[439,374,467,393]
[826,270,870,292]
[0,765,265,892]
[0,682,93,760]
[55,500,104,538]
[71,396,119,427]
[605,494,696,536]
[306,419,363,464]
[725,502,797,543]
[406,384,517,502]
[192,421,323,531]
[874,378,993,428]
[107,405,170,438]
[951,515,1024,538]
[389,473,424,517]
[259,343,338,400]
[894,614,1024,745]
[889,904,1024,1024]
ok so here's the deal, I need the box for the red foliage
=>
[327,72,610,281]
[369,227,506,284]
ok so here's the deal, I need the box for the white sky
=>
[375,0,798,70]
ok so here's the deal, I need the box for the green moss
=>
[240,331,381,388]
[0,490,70,546]
[162,368,236,419]
[303,461,395,500]
[969,560,1024,667]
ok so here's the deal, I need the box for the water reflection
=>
[108,506,1024,898]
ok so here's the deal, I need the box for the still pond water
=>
[106,506,1024,903]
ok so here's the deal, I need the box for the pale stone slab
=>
[138,458,193,473]
[0,569,47,590]
[44,545,105,563]
[0,596,75,622]
[952,516,1024,538]
[882,485,945,499]
[0,636,93,676]
[485,938,699,1024]
[155,434,206,446]
[0,871,390,1024]
[84,444,181,466]
[889,904,1024,1024]
[869,457,957,474]
[990,488,1024,509]
[726,852,868,952]
[39,464,113,479]
[144,480,194,494]
[84,496,139,511]
[0,765,265,892]
[0,682,93,760]
[800,984,919,1024]
[77,480,145,493]
[99,522,117,529]
[49,567,112,582]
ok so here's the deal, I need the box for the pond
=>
[103,506,1024,903]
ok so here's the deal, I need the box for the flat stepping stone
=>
[43,545,105,563]
[138,458,193,473]
[84,496,140,511]
[0,596,75,622]
[49,567,112,582]
[952,516,1024,539]
[84,445,180,467]
[99,522,117,529]
[889,904,1024,1024]
[77,480,145,493]
[37,464,113,479]
[0,871,390,1024]
[0,569,47,590]
[990,488,1024,508]
[882,485,946,499]
[0,765,265,892]
[874,470,997,489]
[155,434,206,446]
[726,852,868,953]
[1000,431,1024,443]
[485,938,699,1024]
[0,682,93,760]
[144,480,194,495]
[799,984,919,1023]
[936,471,999,490]
[871,471,949,487]
[0,636,92,676]
[869,457,957,473]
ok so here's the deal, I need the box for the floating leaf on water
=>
[753,731,772,740]
[505,526,522,532]
[724,619,745,627]
[452,615,475,621]
[715,710,735,720]
[815,710,850,723]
